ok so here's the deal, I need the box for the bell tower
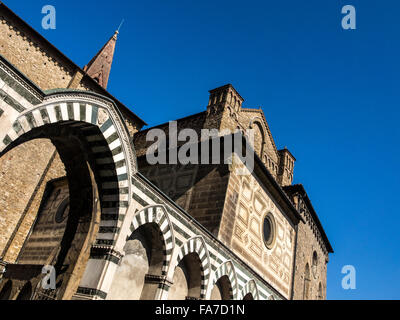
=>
[83,30,119,89]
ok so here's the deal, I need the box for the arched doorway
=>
[107,223,165,300]
[210,275,233,300]
[168,252,202,300]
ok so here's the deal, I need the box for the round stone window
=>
[263,213,276,249]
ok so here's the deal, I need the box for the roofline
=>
[136,132,304,226]
[278,147,297,162]
[209,83,244,102]
[283,184,334,253]
[134,111,207,135]
[0,53,45,98]
[0,1,147,127]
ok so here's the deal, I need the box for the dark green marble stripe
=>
[76,287,107,300]
[132,192,148,207]
[12,121,22,134]
[54,105,63,121]
[40,108,50,124]
[94,239,115,246]
[67,102,74,120]
[131,178,160,204]
[3,135,12,146]
[0,88,25,112]
[106,132,119,144]
[100,118,113,133]
[25,112,37,129]
[0,67,42,105]
[79,103,86,120]
[91,105,98,124]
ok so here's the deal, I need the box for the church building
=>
[0,2,332,300]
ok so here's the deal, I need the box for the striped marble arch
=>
[175,236,211,298]
[240,279,259,300]
[0,91,136,247]
[129,204,175,275]
[211,260,239,300]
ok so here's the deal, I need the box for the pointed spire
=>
[84,30,119,89]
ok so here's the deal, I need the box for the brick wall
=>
[0,14,77,91]
[138,157,230,236]
[292,219,328,300]
[0,139,66,262]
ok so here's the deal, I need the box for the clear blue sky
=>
[5,0,400,299]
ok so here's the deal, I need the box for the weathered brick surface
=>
[186,164,230,235]
[292,219,328,300]
[218,171,240,245]
[139,158,230,236]
[0,139,66,262]
[0,9,144,133]
[0,16,76,91]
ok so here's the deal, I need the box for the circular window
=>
[55,197,69,223]
[263,213,276,249]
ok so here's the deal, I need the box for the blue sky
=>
[5,0,400,299]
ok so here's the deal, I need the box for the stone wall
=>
[0,13,77,91]
[292,219,328,300]
[0,139,66,262]
[287,191,329,300]
[138,158,230,236]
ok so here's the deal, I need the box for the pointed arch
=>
[211,260,238,299]
[174,236,211,298]
[129,205,175,275]
[240,279,259,300]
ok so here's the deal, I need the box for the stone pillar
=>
[72,246,124,300]
[141,274,173,300]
